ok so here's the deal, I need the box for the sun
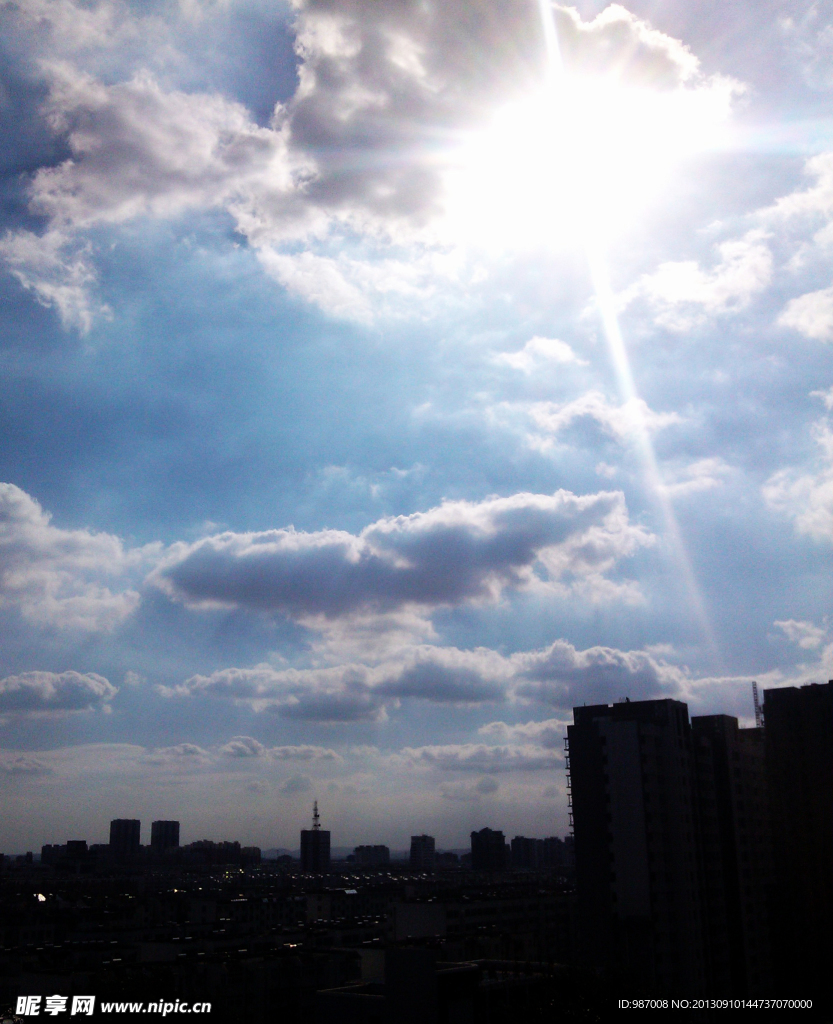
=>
[440,74,734,251]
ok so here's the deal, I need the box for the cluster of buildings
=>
[28,801,572,881]
[568,681,832,1001]
[39,819,262,872]
[297,803,574,876]
[4,678,830,1015]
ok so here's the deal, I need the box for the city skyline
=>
[2,0,832,851]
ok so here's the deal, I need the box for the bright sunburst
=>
[442,75,735,249]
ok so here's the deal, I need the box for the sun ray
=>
[535,0,720,661]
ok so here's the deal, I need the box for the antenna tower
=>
[312,800,321,830]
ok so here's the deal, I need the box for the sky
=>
[0,0,831,853]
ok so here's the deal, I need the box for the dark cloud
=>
[0,670,117,713]
[153,490,647,619]
[514,640,685,708]
[378,661,504,703]
[275,685,381,722]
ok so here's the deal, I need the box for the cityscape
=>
[2,680,830,1021]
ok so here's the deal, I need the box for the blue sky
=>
[0,0,831,852]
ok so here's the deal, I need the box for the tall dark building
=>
[109,819,140,861]
[470,828,508,872]
[354,845,390,866]
[510,835,543,870]
[764,681,833,1004]
[691,714,772,995]
[150,820,180,854]
[568,700,706,994]
[300,801,331,873]
[409,834,435,871]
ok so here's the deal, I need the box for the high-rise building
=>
[300,801,331,873]
[109,819,141,861]
[542,835,574,871]
[354,844,390,867]
[510,836,543,870]
[470,828,508,872]
[691,714,772,995]
[409,834,436,871]
[764,681,833,1005]
[150,820,180,854]
[568,699,706,995]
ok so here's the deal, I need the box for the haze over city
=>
[1,0,831,854]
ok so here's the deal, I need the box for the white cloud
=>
[512,639,687,708]
[811,385,833,410]
[165,634,698,722]
[166,664,384,722]
[166,645,513,720]
[4,0,132,54]
[219,735,340,760]
[219,735,268,758]
[763,416,833,540]
[765,151,833,222]
[773,619,827,650]
[780,9,833,91]
[0,63,302,331]
[494,336,586,372]
[529,391,681,447]
[403,742,560,773]
[778,284,833,341]
[0,670,116,714]
[0,229,108,333]
[280,774,312,795]
[659,457,732,498]
[0,482,149,631]
[0,754,51,776]
[0,0,741,327]
[621,230,772,331]
[143,743,209,765]
[439,776,499,801]
[478,717,568,749]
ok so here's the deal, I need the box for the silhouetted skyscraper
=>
[150,820,180,854]
[109,819,140,861]
[568,700,706,995]
[764,681,833,1006]
[354,845,390,866]
[300,801,331,873]
[470,828,507,872]
[409,834,435,871]
[510,836,543,870]
[692,714,772,995]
